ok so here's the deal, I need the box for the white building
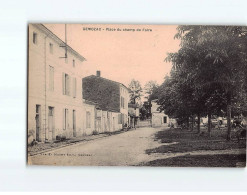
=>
[151,99,169,127]
[28,24,86,142]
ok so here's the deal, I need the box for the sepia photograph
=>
[27,23,247,167]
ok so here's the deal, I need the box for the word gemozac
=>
[82,27,151,32]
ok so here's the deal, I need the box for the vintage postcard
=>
[27,24,246,167]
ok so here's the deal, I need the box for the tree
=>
[139,102,149,120]
[128,79,143,104]
[143,80,160,118]
[144,80,159,99]
[165,25,247,140]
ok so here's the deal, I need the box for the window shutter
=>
[73,77,76,98]
[74,77,77,98]
[62,73,65,95]
[52,67,54,91]
[67,109,69,129]
[67,75,70,96]
[63,108,65,130]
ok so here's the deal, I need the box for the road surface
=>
[28,127,163,166]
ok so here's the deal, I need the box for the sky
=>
[45,24,180,88]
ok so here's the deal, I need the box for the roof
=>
[83,98,120,112]
[83,75,129,90]
[31,24,86,62]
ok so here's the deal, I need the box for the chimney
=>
[96,71,101,77]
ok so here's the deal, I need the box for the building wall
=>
[151,100,160,113]
[28,24,85,142]
[151,100,169,127]
[83,103,96,135]
[151,112,170,127]
[120,85,129,126]
[82,76,121,112]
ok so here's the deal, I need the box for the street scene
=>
[28,24,246,167]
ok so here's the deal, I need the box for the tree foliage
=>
[128,79,143,104]
[156,25,247,139]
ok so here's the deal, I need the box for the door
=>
[163,116,167,124]
[73,110,76,137]
[35,105,41,141]
[48,106,55,140]
[113,117,115,131]
[96,118,101,132]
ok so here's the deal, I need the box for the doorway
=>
[73,110,76,137]
[163,116,167,124]
[35,105,41,141]
[48,106,55,140]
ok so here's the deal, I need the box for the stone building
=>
[28,24,86,142]
[82,71,129,132]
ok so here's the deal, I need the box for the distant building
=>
[151,99,169,127]
[128,103,140,128]
[28,24,86,142]
[82,72,129,131]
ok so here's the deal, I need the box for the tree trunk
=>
[191,116,194,131]
[197,113,201,134]
[208,112,211,137]
[187,117,190,130]
[226,94,232,141]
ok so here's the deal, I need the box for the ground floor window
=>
[63,108,69,130]
[86,111,91,128]
[35,104,41,141]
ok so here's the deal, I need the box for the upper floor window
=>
[72,77,77,98]
[62,73,70,95]
[121,96,125,108]
[73,59,75,68]
[49,43,53,54]
[49,66,54,91]
[33,32,37,44]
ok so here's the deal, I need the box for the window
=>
[73,59,75,67]
[72,77,77,98]
[49,66,54,91]
[62,73,70,95]
[118,113,123,124]
[48,106,54,116]
[121,97,125,108]
[163,116,167,123]
[63,108,69,130]
[49,43,53,54]
[86,111,91,128]
[33,32,37,44]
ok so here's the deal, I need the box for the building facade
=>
[128,103,140,128]
[28,24,86,142]
[151,99,169,127]
[82,72,129,131]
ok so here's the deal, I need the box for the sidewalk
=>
[28,128,131,156]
